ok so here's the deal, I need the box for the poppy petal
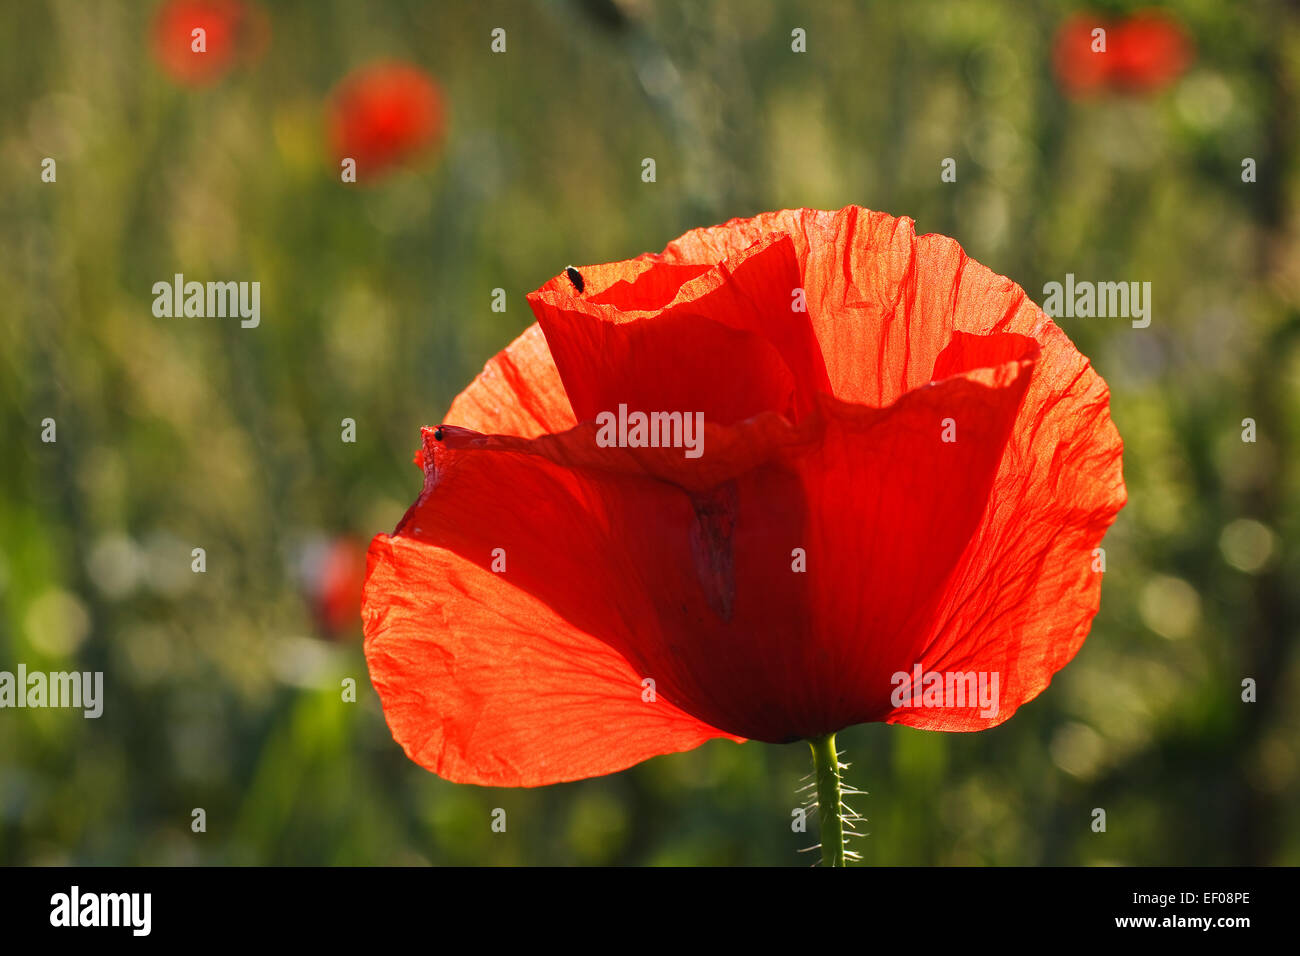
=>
[527,233,829,423]
[884,338,1126,730]
[444,323,576,438]
[657,207,954,406]
[791,333,1042,734]
[881,240,1128,728]
[578,259,715,312]
[382,423,795,742]
[363,533,740,787]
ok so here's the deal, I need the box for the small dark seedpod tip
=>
[564,265,585,293]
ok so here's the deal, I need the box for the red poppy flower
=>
[362,206,1126,787]
[1052,9,1192,98]
[151,0,268,86]
[1052,14,1113,98]
[327,62,445,179]
[304,536,367,639]
[1110,11,1193,92]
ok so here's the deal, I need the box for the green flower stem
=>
[809,732,846,867]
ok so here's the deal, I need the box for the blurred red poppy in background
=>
[1110,11,1194,92]
[300,536,366,639]
[362,206,1126,786]
[1053,8,1193,98]
[1052,14,1113,97]
[151,0,268,86]
[327,62,445,180]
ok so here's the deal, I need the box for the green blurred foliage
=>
[1,0,1298,865]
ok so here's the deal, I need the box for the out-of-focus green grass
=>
[0,0,1297,864]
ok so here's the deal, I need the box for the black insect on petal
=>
[564,265,585,293]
